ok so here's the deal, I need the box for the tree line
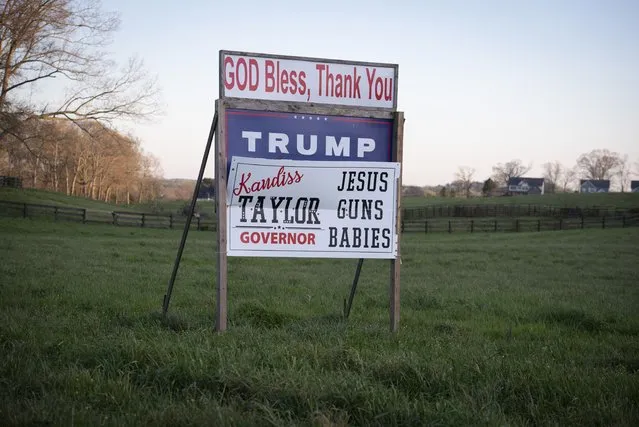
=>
[429,149,638,198]
[0,0,162,203]
[1,117,163,203]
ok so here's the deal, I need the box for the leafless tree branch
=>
[491,159,532,186]
[0,0,162,142]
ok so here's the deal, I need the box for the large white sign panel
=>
[220,51,398,109]
[226,156,401,259]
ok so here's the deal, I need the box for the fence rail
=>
[2,200,638,234]
[402,203,637,220]
[0,176,22,188]
[0,200,86,222]
[401,215,639,233]
[0,200,217,231]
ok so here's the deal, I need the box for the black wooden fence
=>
[0,176,23,188]
[0,201,216,230]
[2,199,638,235]
[401,215,639,233]
[402,204,634,220]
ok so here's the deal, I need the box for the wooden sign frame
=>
[214,50,404,332]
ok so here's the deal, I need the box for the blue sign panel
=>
[225,108,394,174]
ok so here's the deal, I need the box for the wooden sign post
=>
[212,50,404,332]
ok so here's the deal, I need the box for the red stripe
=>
[227,110,288,118]
[227,109,392,125]
[331,117,392,125]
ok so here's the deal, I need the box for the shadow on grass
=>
[134,306,349,334]
[148,311,195,332]
[233,302,301,329]
[537,307,606,332]
[291,312,346,327]
[232,302,349,332]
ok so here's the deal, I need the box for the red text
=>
[265,60,308,96]
[365,68,393,101]
[239,231,316,245]
[233,166,303,197]
[224,56,259,91]
[315,64,362,99]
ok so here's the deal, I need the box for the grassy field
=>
[1,217,638,426]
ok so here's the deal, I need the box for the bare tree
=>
[454,166,475,198]
[0,0,161,140]
[575,149,621,181]
[616,154,632,192]
[542,161,564,193]
[491,159,532,186]
[558,166,577,193]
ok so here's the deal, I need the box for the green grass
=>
[1,218,638,425]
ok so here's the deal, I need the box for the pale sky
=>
[102,0,638,186]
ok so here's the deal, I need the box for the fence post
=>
[515,219,519,232]
[448,220,452,233]
[401,220,405,233]
[169,213,173,229]
[537,219,541,232]
[424,221,428,234]
[197,216,201,231]
[559,218,563,230]
[602,216,606,229]
[494,219,498,232]
[82,209,87,223]
[141,213,145,228]
[112,212,117,225]
[622,216,626,228]
[23,203,27,218]
[470,220,474,233]
[581,216,584,229]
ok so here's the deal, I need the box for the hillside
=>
[0,188,145,212]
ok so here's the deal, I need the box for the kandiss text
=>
[232,166,303,197]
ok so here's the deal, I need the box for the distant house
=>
[631,181,639,193]
[579,179,610,193]
[507,177,545,195]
